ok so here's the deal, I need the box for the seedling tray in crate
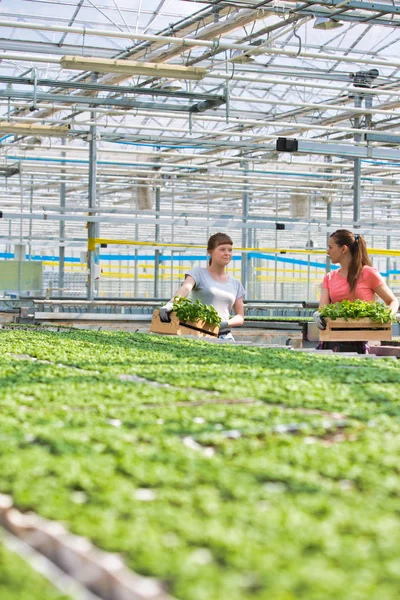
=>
[150,309,219,338]
[320,317,392,342]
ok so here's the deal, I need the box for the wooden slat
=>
[320,318,392,342]
[149,310,219,338]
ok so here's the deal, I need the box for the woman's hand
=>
[159,301,174,323]
[218,320,230,335]
[313,310,327,330]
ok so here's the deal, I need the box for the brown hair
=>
[330,229,371,291]
[207,232,233,266]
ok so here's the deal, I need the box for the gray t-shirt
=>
[185,267,245,322]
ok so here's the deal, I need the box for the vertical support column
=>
[154,185,161,298]
[17,165,24,298]
[18,163,23,243]
[170,184,175,298]
[247,226,252,299]
[134,191,139,298]
[326,199,332,273]
[306,194,311,302]
[274,195,278,301]
[59,138,66,296]
[241,161,249,290]
[353,158,361,226]
[7,221,11,257]
[206,189,210,242]
[353,94,362,227]
[28,175,33,260]
[386,235,391,285]
[87,74,97,301]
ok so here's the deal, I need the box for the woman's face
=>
[210,243,233,266]
[327,238,346,264]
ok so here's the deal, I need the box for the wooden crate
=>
[319,317,392,342]
[149,309,219,338]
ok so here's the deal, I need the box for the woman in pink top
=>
[314,229,399,353]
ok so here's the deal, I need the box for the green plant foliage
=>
[319,300,396,323]
[172,297,221,326]
[1,327,400,599]
[0,541,71,600]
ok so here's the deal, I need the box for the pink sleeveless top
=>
[322,266,384,303]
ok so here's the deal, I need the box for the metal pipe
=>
[2,21,400,68]
[241,161,249,290]
[228,94,400,118]
[353,158,361,226]
[59,138,66,296]
[3,65,400,103]
[247,226,253,300]
[134,192,139,299]
[210,72,400,100]
[353,94,362,227]
[28,174,33,260]
[274,195,278,301]
[1,99,393,137]
[2,88,400,118]
[154,179,161,298]
[0,89,207,113]
[326,199,332,273]
[87,74,97,301]
[0,74,222,101]
[1,153,378,181]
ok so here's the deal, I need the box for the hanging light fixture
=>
[313,16,343,30]
[231,50,255,64]
[152,79,183,92]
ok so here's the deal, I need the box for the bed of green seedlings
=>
[0,541,70,600]
[1,326,400,600]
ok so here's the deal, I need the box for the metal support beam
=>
[287,0,400,14]
[28,175,33,260]
[0,74,225,102]
[276,138,400,161]
[241,161,249,290]
[326,199,332,273]
[353,94,362,228]
[154,186,161,299]
[353,158,361,226]
[0,89,225,114]
[365,132,400,144]
[59,138,66,296]
[87,75,97,301]
[284,7,400,27]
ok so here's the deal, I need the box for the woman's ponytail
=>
[330,230,371,291]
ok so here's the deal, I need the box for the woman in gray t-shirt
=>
[159,232,245,339]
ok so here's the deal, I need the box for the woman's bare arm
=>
[229,297,245,327]
[319,288,331,309]
[167,275,196,302]
[374,283,399,314]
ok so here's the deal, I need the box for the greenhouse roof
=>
[1,0,400,251]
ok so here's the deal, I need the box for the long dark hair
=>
[207,232,233,266]
[330,229,371,291]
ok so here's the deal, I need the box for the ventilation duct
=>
[291,193,309,218]
[137,184,152,210]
